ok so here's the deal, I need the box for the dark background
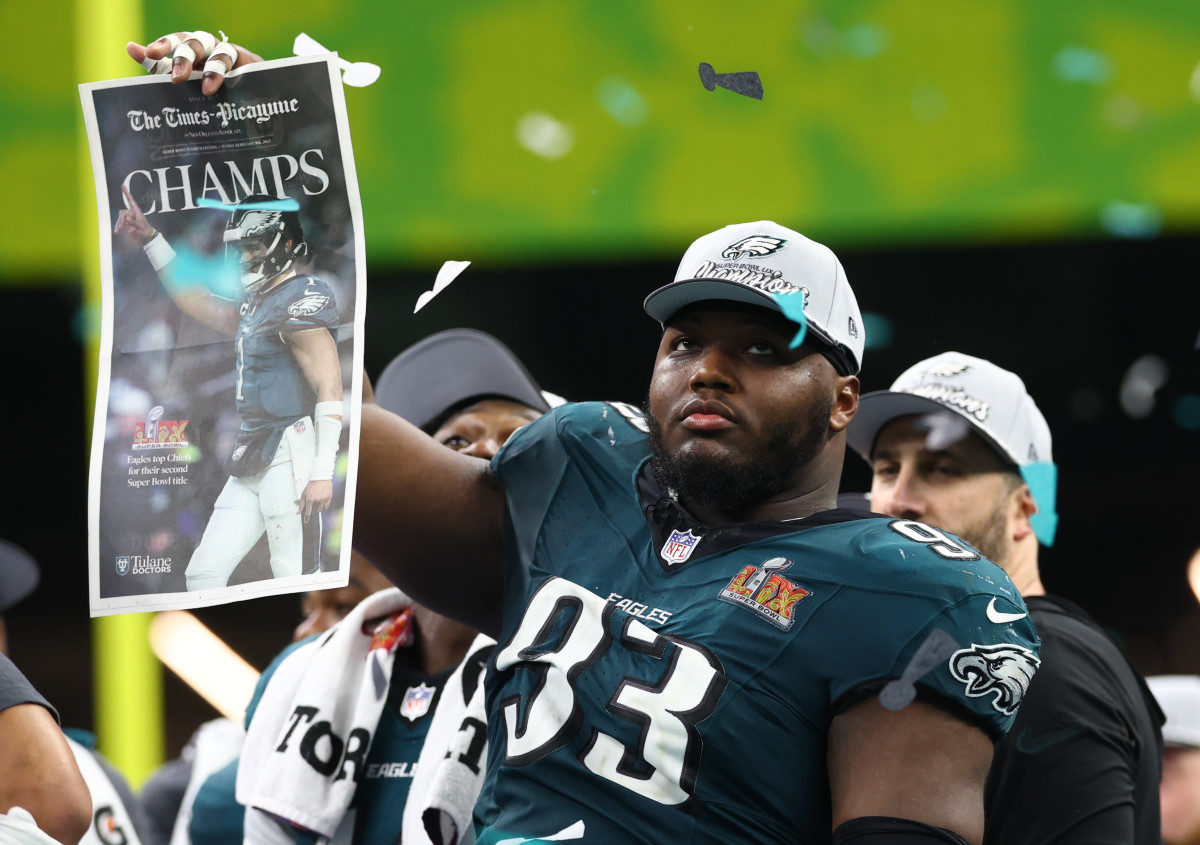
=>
[5,230,1199,756]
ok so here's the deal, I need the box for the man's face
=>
[647,303,845,517]
[1162,747,1200,845]
[869,414,1018,566]
[295,552,394,642]
[430,399,543,460]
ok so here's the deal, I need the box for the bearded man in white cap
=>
[848,352,1165,845]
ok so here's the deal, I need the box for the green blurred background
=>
[2,0,1199,784]
[7,0,1200,282]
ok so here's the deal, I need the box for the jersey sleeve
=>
[825,522,1041,739]
[490,407,571,569]
[900,592,1041,738]
[279,278,339,334]
[0,652,57,723]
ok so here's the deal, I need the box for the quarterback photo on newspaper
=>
[81,55,365,616]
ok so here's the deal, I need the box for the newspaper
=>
[80,56,364,615]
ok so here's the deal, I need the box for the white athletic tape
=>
[140,56,173,74]
[203,41,239,76]
[186,30,217,57]
[172,42,197,66]
[140,33,181,74]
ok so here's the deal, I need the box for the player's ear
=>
[1010,482,1037,542]
[828,375,859,433]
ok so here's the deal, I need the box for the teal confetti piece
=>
[773,291,808,349]
[197,197,301,213]
[1019,461,1058,547]
[162,246,241,300]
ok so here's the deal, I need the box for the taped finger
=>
[140,56,173,74]
[172,41,197,67]
[185,30,217,59]
[140,33,181,74]
[203,41,239,77]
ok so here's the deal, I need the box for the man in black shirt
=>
[847,351,1165,844]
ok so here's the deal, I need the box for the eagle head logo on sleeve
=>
[288,293,331,317]
[948,643,1040,715]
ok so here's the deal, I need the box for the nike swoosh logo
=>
[1015,724,1085,754]
[987,597,1028,624]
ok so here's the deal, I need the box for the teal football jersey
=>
[477,402,1040,845]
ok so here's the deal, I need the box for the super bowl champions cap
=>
[1147,675,1200,748]
[642,221,865,375]
[847,351,1058,545]
[375,329,552,433]
[0,539,39,611]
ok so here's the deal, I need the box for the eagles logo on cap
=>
[721,235,786,261]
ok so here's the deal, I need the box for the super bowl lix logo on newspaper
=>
[81,55,366,616]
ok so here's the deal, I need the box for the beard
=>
[645,393,834,520]
[955,497,1013,567]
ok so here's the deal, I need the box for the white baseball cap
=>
[847,352,1058,544]
[643,221,865,375]
[1148,675,1200,747]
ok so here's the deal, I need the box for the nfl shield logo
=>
[401,682,435,721]
[116,556,130,576]
[660,529,702,566]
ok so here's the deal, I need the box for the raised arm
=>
[355,404,507,636]
[114,184,237,334]
[828,696,993,844]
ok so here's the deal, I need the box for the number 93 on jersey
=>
[494,576,727,807]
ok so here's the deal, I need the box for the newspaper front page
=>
[81,55,364,615]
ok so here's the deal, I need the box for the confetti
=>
[293,32,381,87]
[880,629,960,711]
[414,261,471,313]
[772,291,808,349]
[698,63,763,100]
[196,197,300,213]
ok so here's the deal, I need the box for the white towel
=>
[403,633,495,845]
[237,587,412,840]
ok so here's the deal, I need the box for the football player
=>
[127,37,1040,845]
[352,223,1041,845]
[115,187,343,590]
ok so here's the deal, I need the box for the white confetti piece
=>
[414,260,471,313]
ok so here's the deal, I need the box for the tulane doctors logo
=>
[115,556,130,576]
[721,234,786,260]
